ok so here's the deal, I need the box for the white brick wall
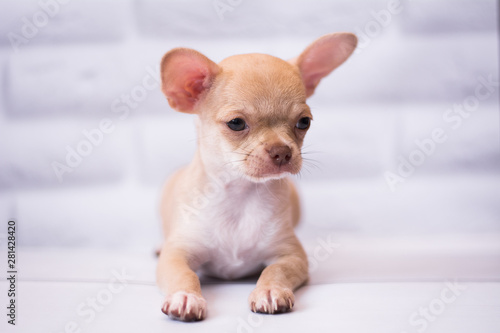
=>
[300,175,500,234]
[8,45,140,116]
[398,105,500,175]
[135,0,388,38]
[14,184,162,247]
[0,0,132,46]
[0,119,128,188]
[401,0,497,34]
[0,0,498,247]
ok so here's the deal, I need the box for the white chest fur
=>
[191,180,290,280]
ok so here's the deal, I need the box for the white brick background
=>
[0,0,498,248]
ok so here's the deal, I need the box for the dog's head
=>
[160,33,357,182]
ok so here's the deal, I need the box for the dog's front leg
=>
[157,245,207,321]
[249,237,308,314]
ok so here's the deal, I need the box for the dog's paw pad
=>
[161,291,207,321]
[248,286,294,314]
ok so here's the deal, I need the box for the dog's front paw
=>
[248,286,294,314]
[161,291,207,321]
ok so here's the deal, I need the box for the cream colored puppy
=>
[157,33,357,321]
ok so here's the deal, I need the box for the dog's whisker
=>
[222,159,247,168]
[228,151,252,157]
[300,150,324,155]
[190,133,217,142]
[263,181,280,202]
[302,160,322,171]
[301,166,314,175]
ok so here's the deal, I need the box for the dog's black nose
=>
[268,146,292,166]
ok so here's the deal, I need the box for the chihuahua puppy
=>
[157,32,357,321]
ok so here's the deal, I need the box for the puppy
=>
[156,32,357,321]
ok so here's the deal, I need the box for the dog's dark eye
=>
[296,117,311,130]
[227,118,247,131]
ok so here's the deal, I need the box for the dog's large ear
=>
[161,48,220,113]
[289,33,357,98]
